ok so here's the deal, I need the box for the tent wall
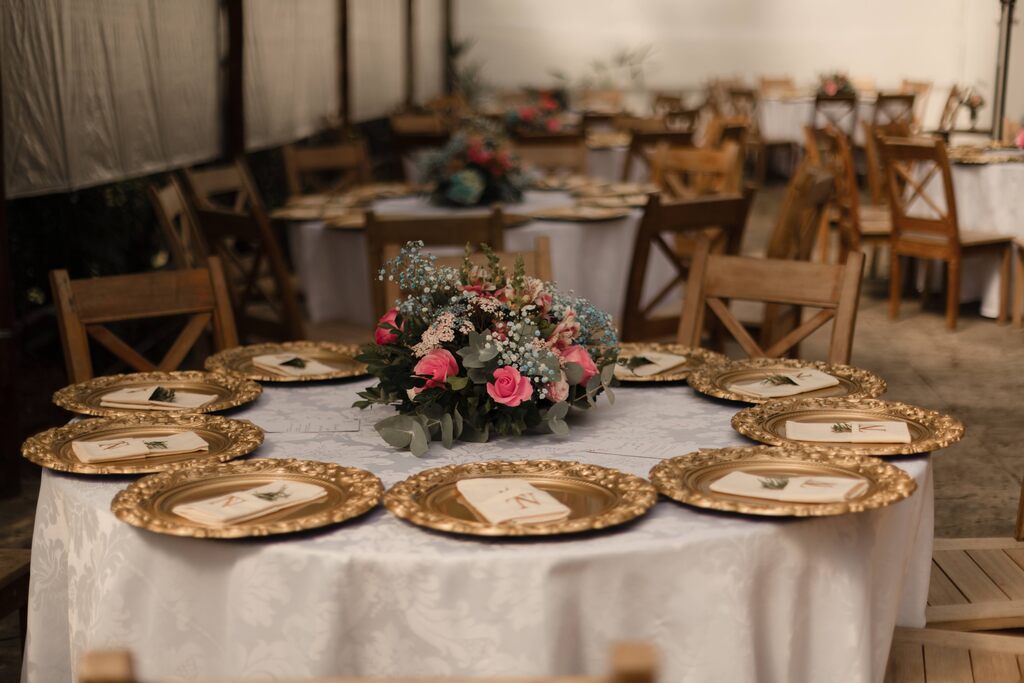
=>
[350,0,404,122]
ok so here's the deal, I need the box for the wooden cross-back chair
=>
[384,236,552,307]
[811,93,859,140]
[365,208,506,317]
[873,93,917,129]
[619,129,694,182]
[765,161,836,262]
[937,85,963,136]
[390,114,451,178]
[900,79,932,128]
[652,93,684,115]
[620,192,753,341]
[282,139,372,199]
[863,120,913,207]
[648,141,743,200]
[79,642,657,683]
[663,107,702,133]
[678,237,865,364]
[182,159,305,341]
[148,176,206,270]
[885,627,1024,682]
[513,134,587,175]
[804,126,891,268]
[758,76,796,97]
[725,87,767,184]
[50,257,238,383]
[878,136,1012,329]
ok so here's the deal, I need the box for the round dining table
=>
[22,379,933,683]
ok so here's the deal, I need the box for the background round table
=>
[23,381,933,683]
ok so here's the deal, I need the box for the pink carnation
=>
[374,308,401,345]
[486,366,534,407]
[413,349,459,392]
[560,345,598,386]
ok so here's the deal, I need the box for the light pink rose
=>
[548,309,581,349]
[413,349,459,392]
[1016,128,1024,149]
[560,345,598,386]
[546,372,570,402]
[375,308,401,345]
[486,366,534,407]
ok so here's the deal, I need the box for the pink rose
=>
[824,81,838,96]
[548,309,581,349]
[545,117,562,133]
[1016,128,1024,149]
[413,349,459,392]
[486,366,534,407]
[467,144,493,166]
[375,308,401,345]
[546,372,570,402]
[560,345,598,386]
[518,106,538,123]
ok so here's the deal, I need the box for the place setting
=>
[530,205,632,222]
[383,459,657,538]
[686,357,887,404]
[111,458,384,539]
[51,370,263,418]
[614,343,727,383]
[731,397,965,456]
[20,412,265,475]
[205,341,368,383]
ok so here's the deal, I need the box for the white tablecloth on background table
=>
[760,97,876,145]
[403,147,630,185]
[23,381,933,683]
[288,191,675,327]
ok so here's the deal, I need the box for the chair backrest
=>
[50,257,238,383]
[148,176,206,270]
[648,141,743,199]
[621,192,753,341]
[758,76,796,97]
[812,93,859,139]
[383,236,552,307]
[390,114,451,177]
[580,88,623,113]
[900,79,932,127]
[861,119,912,206]
[613,116,669,134]
[726,87,759,123]
[877,135,961,249]
[663,107,702,133]
[620,129,695,182]
[938,85,962,133]
[765,160,835,261]
[181,159,305,341]
[678,238,865,364]
[365,208,506,316]
[513,134,587,175]
[872,92,916,129]
[651,93,684,115]
[704,114,750,149]
[804,126,863,259]
[282,140,372,198]
[79,642,657,683]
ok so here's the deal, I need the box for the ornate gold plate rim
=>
[205,341,368,383]
[530,206,632,223]
[21,412,265,475]
[649,444,917,517]
[615,343,728,383]
[52,370,263,417]
[687,357,887,404]
[383,459,657,537]
[111,458,383,539]
[731,397,965,456]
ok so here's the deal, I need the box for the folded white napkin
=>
[251,353,336,377]
[710,470,869,503]
[456,478,571,525]
[614,351,688,379]
[785,420,913,444]
[730,368,840,398]
[72,431,210,464]
[99,386,216,411]
[172,480,328,526]
[71,432,208,464]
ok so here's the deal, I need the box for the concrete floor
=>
[0,184,1022,679]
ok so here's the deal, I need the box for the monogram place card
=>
[172,480,328,526]
[730,368,840,399]
[100,386,216,411]
[72,431,210,464]
[456,478,571,525]
[251,353,337,377]
[710,470,869,503]
[785,420,912,444]
[614,351,689,379]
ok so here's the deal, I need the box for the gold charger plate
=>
[574,182,659,198]
[111,458,383,539]
[731,397,965,456]
[579,194,650,209]
[648,445,917,517]
[384,459,657,537]
[271,205,362,222]
[53,370,263,417]
[532,174,598,192]
[205,341,367,383]
[615,343,727,383]
[21,413,264,475]
[687,358,887,404]
[531,206,631,223]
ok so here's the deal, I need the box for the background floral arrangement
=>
[419,124,526,207]
[504,89,569,134]
[817,73,856,98]
[355,242,619,456]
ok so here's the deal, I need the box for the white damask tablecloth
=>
[288,191,675,327]
[760,96,876,145]
[23,381,933,683]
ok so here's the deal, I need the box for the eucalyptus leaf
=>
[447,375,469,391]
[467,367,492,384]
[600,362,615,385]
[584,374,603,406]
[457,331,499,368]
[564,362,585,386]
[375,415,416,449]
[452,406,464,438]
[460,420,490,443]
[409,420,430,456]
[546,400,569,421]
[440,413,454,448]
[549,418,569,436]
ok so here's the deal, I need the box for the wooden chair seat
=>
[860,219,892,236]
[885,627,1024,682]
[925,537,1024,631]
[861,204,891,223]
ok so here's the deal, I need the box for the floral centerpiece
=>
[817,73,856,98]
[504,89,569,134]
[961,88,985,130]
[354,242,619,456]
[418,124,526,207]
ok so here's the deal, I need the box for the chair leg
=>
[816,216,830,263]
[947,259,960,330]
[998,245,1011,324]
[890,255,902,320]
[921,260,932,311]
[870,244,881,279]
[1014,245,1024,328]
